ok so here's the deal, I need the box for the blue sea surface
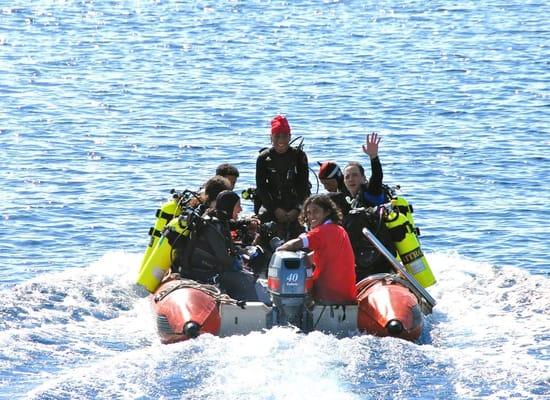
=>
[0,1,548,399]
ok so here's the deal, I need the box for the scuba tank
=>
[384,207,436,288]
[136,214,191,293]
[138,191,183,274]
[391,196,420,236]
[139,189,200,273]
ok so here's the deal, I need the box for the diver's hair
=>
[299,194,343,226]
[215,163,240,178]
[204,175,231,202]
[344,161,365,177]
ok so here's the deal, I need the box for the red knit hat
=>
[271,115,291,136]
[318,161,342,180]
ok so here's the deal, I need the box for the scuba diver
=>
[317,160,351,216]
[193,175,233,215]
[255,115,311,240]
[318,161,346,193]
[340,133,397,281]
[172,190,261,302]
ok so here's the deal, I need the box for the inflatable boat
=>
[137,191,437,343]
[152,273,427,344]
[150,236,435,344]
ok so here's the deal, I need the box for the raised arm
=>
[362,133,383,195]
[362,132,380,160]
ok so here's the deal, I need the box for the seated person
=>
[199,175,259,244]
[341,133,396,281]
[194,175,232,215]
[174,191,260,302]
[318,161,351,216]
[215,163,239,190]
[276,194,357,303]
[255,115,310,240]
[343,132,386,208]
[318,161,346,193]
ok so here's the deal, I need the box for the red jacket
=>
[301,222,357,303]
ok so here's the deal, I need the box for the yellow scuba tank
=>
[391,196,420,236]
[136,215,190,293]
[385,209,436,288]
[138,194,183,274]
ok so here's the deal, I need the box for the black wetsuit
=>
[174,211,259,301]
[255,146,310,218]
[344,157,396,281]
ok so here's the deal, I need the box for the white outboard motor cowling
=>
[267,250,313,329]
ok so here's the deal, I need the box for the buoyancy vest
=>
[256,147,310,211]
[343,207,397,281]
[350,184,386,209]
[174,213,236,283]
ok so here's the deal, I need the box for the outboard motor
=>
[267,249,313,331]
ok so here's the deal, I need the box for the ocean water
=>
[0,1,548,399]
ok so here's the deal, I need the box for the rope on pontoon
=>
[153,278,246,308]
